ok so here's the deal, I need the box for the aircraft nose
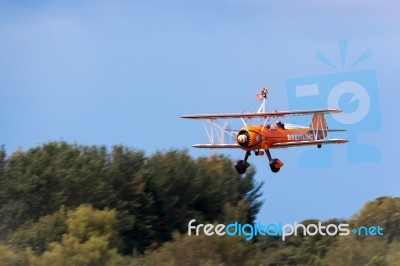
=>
[237,130,252,147]
[238,134,247,143]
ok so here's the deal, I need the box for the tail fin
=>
[310,114,328,140]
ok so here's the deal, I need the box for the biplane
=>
[181,88,348,174]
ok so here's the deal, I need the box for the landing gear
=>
[269,159,282,173]
[235,150,284,174]
[254,150,264,156]
[265,150,284,173]
[234,151,251,174]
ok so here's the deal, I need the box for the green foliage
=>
[351,196,400,243]
[366,255,388,266]
[0,243,29,266]
[0,142,113,236]
[107,150,263,254]
[386,242,400,266]
[136,196,400,266]
[137,233,261,266]
[322,237,387,265]
[37,204,125,266]
[0,205,126,266]
[0,145,5,177]
[257,197,400,266]
[1,141,397,265]
[0,142,263,256]
[64,204,119,247]
[6,206,67,254]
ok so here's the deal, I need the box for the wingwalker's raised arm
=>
[181,89,348,174]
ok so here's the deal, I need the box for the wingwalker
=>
[181,88,348,174]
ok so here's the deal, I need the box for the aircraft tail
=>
[310,114,328,140]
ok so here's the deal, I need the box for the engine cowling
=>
[236,129,262,148]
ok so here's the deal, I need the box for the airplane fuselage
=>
[236,125,321,151]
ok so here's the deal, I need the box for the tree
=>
[38,204,125,266]
[366,256,388,266]
[351,197,400,243]
[137,233,261,266]
[0,142,113,236]
[116,150,263,254]
[0,142,263,256]
[7,207,67,254]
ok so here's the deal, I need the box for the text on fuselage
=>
[287,134,314,141]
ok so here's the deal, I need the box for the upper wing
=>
[271,139,348,149]
[181,109,342,119]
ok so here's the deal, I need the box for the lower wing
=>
[271,139,348,149]
[192,144,240,149]
[192,139,348,149]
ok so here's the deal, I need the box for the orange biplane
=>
[181,88,348,174]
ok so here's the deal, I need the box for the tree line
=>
[0,142,398,265]
[0,142,262,257]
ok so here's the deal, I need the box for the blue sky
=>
[1,0,399,224]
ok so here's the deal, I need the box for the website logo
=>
[287,39,381,167]
[188,219,384,241]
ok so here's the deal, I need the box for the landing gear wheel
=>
[234,160,250,174]
[265,150,284,173]
[234,151,251,174]
[269,158,281,173]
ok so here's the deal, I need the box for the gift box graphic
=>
[287,40,381,167]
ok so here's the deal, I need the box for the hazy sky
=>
[1,0,399,224]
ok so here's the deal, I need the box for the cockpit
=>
[264,121,285,130]
[276,121,285,129]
